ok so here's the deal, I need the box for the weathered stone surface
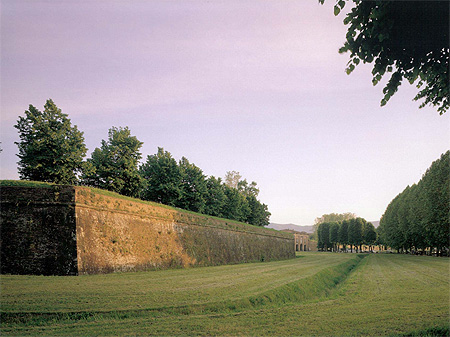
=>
[0,186,78,275]
[0,185,294,275]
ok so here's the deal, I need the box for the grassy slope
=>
[0,180,54,188]
[1,253,449,336]
[1,253,354,313]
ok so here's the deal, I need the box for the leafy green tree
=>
[237,179,260,198]
[221,172,269,226]
[82,127,144,197]
[380,193,404,252]
[348,218,363,253]
[338,220,349,252]
[177,157,207,213]
[313,212,356,239]
[222,185,250,223]
[139,151,271,227]
[379,152,450,255]
[204,176,227,217]
[321,0,449,114]
[139,147,182,206]
[14,99,87,184]
[356,218,367,252]
[407,183,427,253]
[363,222,377,252]
[421,151,450,255]
[329,222,340,252]
[245,195,270,227]
[376,222,387,251]
[318,222,331,251]
[396,185,415,253]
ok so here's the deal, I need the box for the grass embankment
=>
[0,180,54,188]
[1,254,357,316]
[2,253,358,332]
[1,253,449,336]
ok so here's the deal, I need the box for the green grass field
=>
[1,253,449,336]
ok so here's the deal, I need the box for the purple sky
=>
[1,0,449,225]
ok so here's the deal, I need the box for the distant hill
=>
[268,223,314,234]
[269,220,379,233]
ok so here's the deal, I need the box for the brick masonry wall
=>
[0,184,294,275]
[0,186,78,275]
[75,187,294,274]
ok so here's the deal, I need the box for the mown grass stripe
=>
[0,255,365,326]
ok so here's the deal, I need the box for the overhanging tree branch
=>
[321,0,449,114]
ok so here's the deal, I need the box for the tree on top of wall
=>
[82,126,144,198]
[139,147,182,207]
[14,99,87,184]
[177,156,208,213]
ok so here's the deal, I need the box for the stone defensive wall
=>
[0,182,295,275]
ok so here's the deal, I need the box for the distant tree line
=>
[13,99,271,227]
[317,218,377,253]
[377,151,449,256]
[312,212,356,240]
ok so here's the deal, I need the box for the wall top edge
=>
[0,183,293,240]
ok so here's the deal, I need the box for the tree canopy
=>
[204,176,227,218]
[139,148,270,226]
[139,147,182,207]
[378,151,449,255]
[363,222,377,248]
[313,212,356,237]
[13,102,272,227]
[317,217,374,252]
[82,126,144,198]
[14,99,87,184]
[224,171,242,189]
[178,157,208,213]
[314,212,356,225]
[322,0,449,114]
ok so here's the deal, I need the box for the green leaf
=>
[334,5,341,16]
[343,15,352,25]
[346,64,355,74]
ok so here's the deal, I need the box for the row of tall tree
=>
[312,212,356,240]
[317,218,377,253]
[377,151,449,255]
[14,99,271,226]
